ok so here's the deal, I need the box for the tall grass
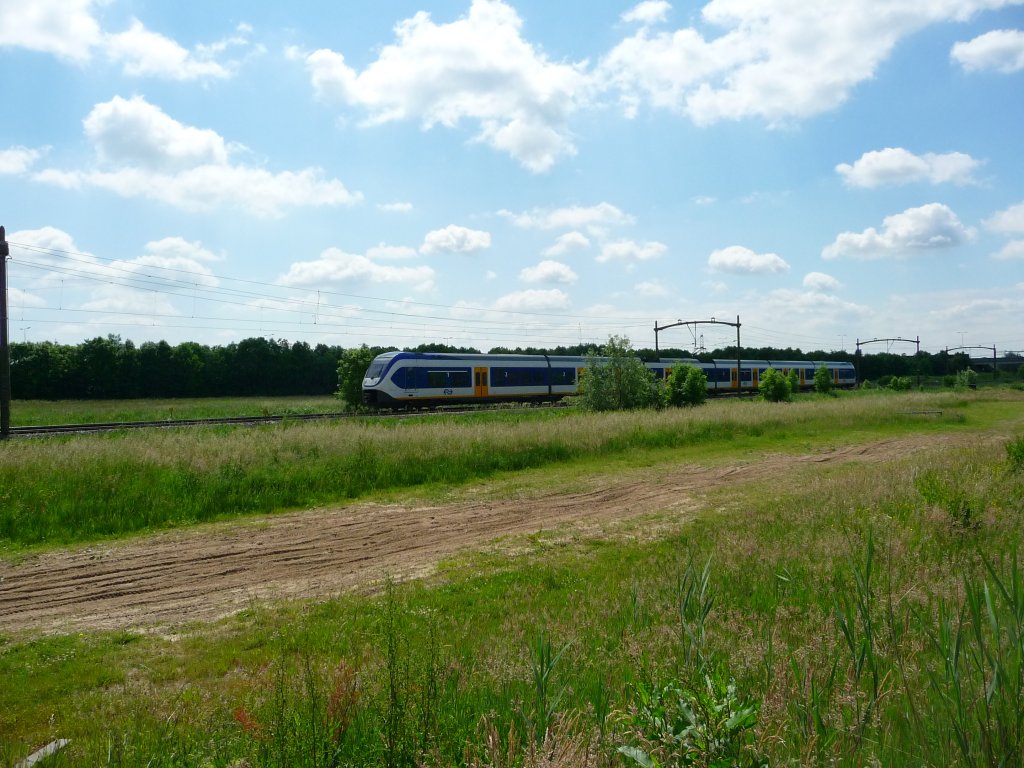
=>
[0,391,990,549]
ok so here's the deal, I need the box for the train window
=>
[550,368,576,385]
[426,369,471,388]
[491,367,548,387]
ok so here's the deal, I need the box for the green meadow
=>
[2,389,1024,766]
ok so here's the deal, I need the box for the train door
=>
[752,368,760,388]
[474,367,489,398]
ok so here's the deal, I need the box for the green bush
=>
[787,368,800,394]
[336,345,377,410]
[814,365,834,396]
[1007,435,1024,472]
[668,364,708,407]
[759,368,792,402]
[955,368,978,391]
[577,336,664,411]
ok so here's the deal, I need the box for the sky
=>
[1,0,1023,356]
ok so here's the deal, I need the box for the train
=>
[361,351,856,408]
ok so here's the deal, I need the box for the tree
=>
[668,364,708,407]
[759,368,792,402]
[337,345,378,409]
[955,368,977,391]
[814,365,834,396]
[576,336,663,411]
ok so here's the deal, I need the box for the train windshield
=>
[365,361,387,380]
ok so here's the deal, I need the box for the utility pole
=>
[1,225,11,439]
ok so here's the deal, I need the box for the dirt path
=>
[0,434,959,634]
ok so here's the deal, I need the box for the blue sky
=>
[2,0,1023,355]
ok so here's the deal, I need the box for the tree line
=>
[5,335,1003,400]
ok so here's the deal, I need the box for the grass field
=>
[2,388,1024,766]
[8,395,345,427]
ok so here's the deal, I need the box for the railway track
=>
[4,403,568,438]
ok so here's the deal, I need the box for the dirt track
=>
[0,434,954,634]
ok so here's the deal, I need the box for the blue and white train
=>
[361,351,856,408]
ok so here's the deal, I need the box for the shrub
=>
[787,368,800,394]
[668,364,708,407]
[890,376,913,391]
[336,345,377,410]
[942,374,956,388]
[759,368,792,402]
[577,336,664,411]
[955,368,977,391]
[814,365,834,396]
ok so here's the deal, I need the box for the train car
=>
[362,351,856,408]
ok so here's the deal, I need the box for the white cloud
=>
[8,287,47,309]
[84,96,230,170]
[543,231,592,256]
[986,201,1024,233]
[378,201,414,212]
[143,236,223,263]
[693,195,717,205]
[761,288,870,317]
[519,259,578,284]
[367,243,419,260]
[298,0,589,172]
[420,225,492,255]
[836,147,982,187]
[708,245,789,274]
[0,2,248,79]
[597,0,1019,125]
[635,280,670,297]
[802,271,842,291]
[33,96,361,217]
[952,28,1024,73]
[0,0,101,62]
[277,248,436,291]
[103,19,243,80]
[501,202,633,232]
[823,203,976,260]
[622,1,672,25]
[0,146,45,175]
[492,288,571,311]
[994,240,1024,259]
[597,239,667,263]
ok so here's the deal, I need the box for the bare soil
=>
[0,433,961,634]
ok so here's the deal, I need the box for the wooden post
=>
[1,225,11,439]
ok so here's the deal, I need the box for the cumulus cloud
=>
[519,259,578,284]
[635,280,670,297]
[492,288,571,311]
[367,243,419,260]
[952,29,1024,73]
[420,225,492,255]
[597,240,667,263]
[622,1,672,25]
[103,19,250,80]
[986,201,1024,233]
[836,147,982,187]
[378,201,414,212]
[277,248,435,291]
[994,240,1024,260]
[708,245,789,274]
[0,0,101,62]
[597,0,1017,125]
[543,231,592,256]
[0,1,250,79]
[296,0,588,172]
[803,272,842,291]
[32,96,361,216]
[500,202,634,233]
[822,203,975,260]
[0,146,45,175]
